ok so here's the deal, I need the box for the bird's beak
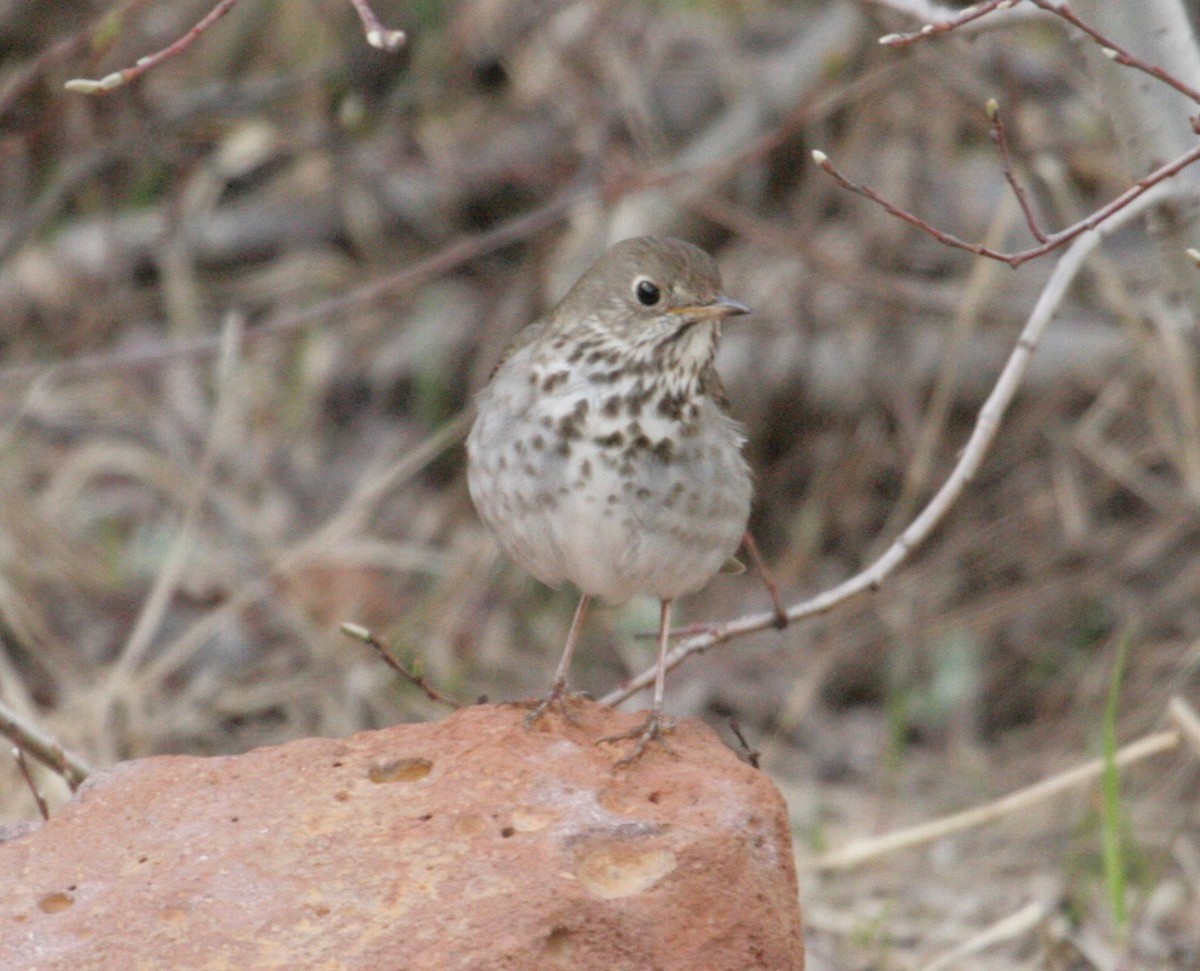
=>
[667,295,751,320]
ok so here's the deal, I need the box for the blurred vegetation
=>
[0,0,1197,966]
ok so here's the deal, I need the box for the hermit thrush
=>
[466,236,753,764]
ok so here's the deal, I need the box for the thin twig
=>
[0,699,92,789]
[339,623,461,708]
[1028,0,1200,107]
[12,748,50,820]
[987,99,1046,243]
[601,182,1180,707]
[879,0,1014,46]
[810,143,1200,267]
[880,0,1200,113]
[65,0,241,95]
[65,0,406,95]
[348,0,406,51]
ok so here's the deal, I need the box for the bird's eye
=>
[634,278,662,307]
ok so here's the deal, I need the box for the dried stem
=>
[0,699,92,790]
[814,723,1183,872]
[339,624,461,709]
[601,182,1180,708]
[12,748,50,820]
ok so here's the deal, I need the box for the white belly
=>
[467,348,752,603]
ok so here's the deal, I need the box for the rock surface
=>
[0,700,805,970]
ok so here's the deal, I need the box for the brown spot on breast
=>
[657,393,686,421]
[651,440,675,462]
[594,431,624,448]
[625,384,653,415]
[602,396,621,417]
[541,371,569,392]
[567,339,599,365]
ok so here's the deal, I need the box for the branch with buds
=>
[815,0,1200,266]
[65,0,405,95]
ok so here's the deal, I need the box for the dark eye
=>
[634,278,661,307]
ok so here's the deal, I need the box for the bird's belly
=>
[468,393,751,603]
[556,451,751,602]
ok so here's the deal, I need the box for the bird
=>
[466,236,753,765]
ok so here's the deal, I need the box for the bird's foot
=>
[519,683,589,727]
[597,710,676,768]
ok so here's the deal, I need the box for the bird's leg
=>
[741,529,789,630]
[524,593,591,726]
[651,531,786,641]
[600,598,677,767]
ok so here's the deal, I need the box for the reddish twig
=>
[811,142,1200,267]
[339,623,461,708]
[65,0,241,94]
[348,0,406,51]
[881,0,1200,108]
[12,747,50,820]
[65,0,405,95]
[987,98,1046,243]
[1029,0,1200,107]
[879,0,1014,46]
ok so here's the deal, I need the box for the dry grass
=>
[1,0,1198,966]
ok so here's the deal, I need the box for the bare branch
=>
[65,0,241,95]
[811,143,1200,266]
[987,99,1047,243]
[1034,0,1200,106]
[878,0,1014,47]
[65,0,405,95]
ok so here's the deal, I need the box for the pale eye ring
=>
[633,277,662,307]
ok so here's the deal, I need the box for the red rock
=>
[0,700,804,970]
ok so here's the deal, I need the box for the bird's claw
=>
[520,684,588,727]
[597,711,676,768]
